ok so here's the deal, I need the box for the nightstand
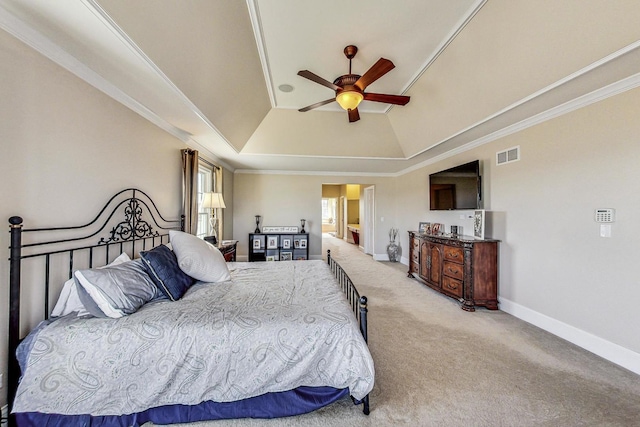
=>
[216,240,238,262]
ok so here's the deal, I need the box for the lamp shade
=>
[202,192,226,209]
[336,90,363,111]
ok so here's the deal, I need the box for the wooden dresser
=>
[408,231,499,311]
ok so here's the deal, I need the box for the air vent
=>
[496,146,520,165]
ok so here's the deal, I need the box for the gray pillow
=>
[74,259,157,318]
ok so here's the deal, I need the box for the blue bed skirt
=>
[15,386,350,427]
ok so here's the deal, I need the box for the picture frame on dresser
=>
[281,251,292,261]
[282,238,291,249]
[267,236,278,249]
[419,222,430,234]
[253,238,261,250]
[474,210,485,239]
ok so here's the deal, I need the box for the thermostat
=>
[595,208,615,223]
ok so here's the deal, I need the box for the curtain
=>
[182,148,199,234]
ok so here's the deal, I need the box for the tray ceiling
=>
[1,0,639,174]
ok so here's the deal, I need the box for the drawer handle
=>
[446,282,458,290]
[449,252,459,258]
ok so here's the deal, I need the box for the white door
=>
[364,186,375,255]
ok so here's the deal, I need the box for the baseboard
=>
[500,298,640,375]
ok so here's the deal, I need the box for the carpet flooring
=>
[156,236,640,426]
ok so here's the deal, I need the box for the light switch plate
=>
[600,224,612,238]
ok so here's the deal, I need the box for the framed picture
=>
[267,236,278,249]
[294,239,300,248]
[253,238,261,250]
[300,239,307,249]
[419,222,431,234]
[431,223,442,235]
[266,255,275,261]
[474,210,485,239]
[281,251,292,261]
[282,239,291,249]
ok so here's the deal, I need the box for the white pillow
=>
[51,252,130,317]
[74,259,157,318]
[169,230,231,283]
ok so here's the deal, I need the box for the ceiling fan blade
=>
[297,70,341,91]
[363,92,410,106]
[298,98,336,112]
[348,108,360,123]
[354,58,395,91]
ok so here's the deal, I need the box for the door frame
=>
[363,186,375,255]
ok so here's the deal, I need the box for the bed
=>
[7,189,373,427]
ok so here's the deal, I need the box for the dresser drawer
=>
[443,261,463,280]
[410,261,419,274]
[442,276,463,298]
[443,246,464,264]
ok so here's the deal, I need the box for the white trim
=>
[396,70,640,177]
[398,0,487,97]
[234,168,396,177]
[84,0,238,153]
[499,298,640,376]
[372,253,388,262]
[234,68,640,178]
[246,0,277,108]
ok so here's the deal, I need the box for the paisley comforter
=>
[13,260,374,417]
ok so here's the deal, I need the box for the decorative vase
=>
[387,227,399,262]
[254,215,261,233]
[387,241,399,262]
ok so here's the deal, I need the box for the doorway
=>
[321,184,374,254]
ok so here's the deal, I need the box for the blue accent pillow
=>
[140,245,194,301]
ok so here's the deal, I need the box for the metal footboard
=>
[326,249,370,415]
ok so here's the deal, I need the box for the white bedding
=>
[13,260,374,416]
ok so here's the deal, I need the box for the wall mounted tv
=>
[429,160,481,210]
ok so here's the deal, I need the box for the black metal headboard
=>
[6,188,183,425]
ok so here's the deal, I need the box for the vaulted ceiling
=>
[2,0,639,174]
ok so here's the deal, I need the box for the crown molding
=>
[396,70,640,178]
[246,0,276,108]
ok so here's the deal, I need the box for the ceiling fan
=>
[297,45,410,123]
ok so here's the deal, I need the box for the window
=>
[322,198,337,225]
[196,165,213,238]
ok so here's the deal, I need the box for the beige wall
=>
[0,29,187,406]
[233,87,640,375]
[233,175,394,260]
[394,86,640,368]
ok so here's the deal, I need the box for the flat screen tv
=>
[429,160,481,210]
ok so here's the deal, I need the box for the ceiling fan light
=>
[336,90,363,111]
